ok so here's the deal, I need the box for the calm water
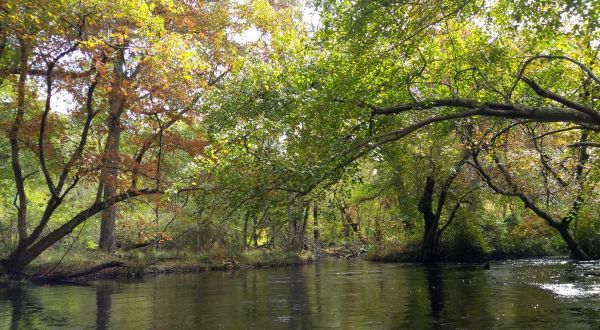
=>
[2,259,600,329]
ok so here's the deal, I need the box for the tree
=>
[0,0,239,278]
[466,122,595,259]
[205,0,600,260]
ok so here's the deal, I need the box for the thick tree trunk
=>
[421,219,438,263]
[555,224,590,260]
[287,193,306,251]
[98,115,121,251]
[419,152,467,263]
[419,176,438,263]
[99,50,126,252]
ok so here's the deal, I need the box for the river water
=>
[1,259,600,329]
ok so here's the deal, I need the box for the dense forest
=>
[1,0,600,282]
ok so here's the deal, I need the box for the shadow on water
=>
[287,266,310,329]
[2,286,44,330]
[95,284,114,330]
[425,265,444,325]
[7,287,27,330]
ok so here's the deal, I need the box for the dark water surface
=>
[2,259,600,329]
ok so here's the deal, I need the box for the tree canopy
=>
[1,0,600,280]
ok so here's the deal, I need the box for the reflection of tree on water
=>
[314,262,321,313]
[4,287,42,330]
[8,287,25,330]
[425,265,444,325]
[95,284,114,330]
[288,267,311,329]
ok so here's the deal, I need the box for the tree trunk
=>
[313,202,320,241]
[287,193,306,251]
[98,114,121,251]
[555,223,590,260]
[374,200,383,242]
[252,214,259,248]
[99,50,126,252]
[242,213,249,249]
[419,176,439,263]
[11,40,29,245]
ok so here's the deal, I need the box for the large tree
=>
[214,0,600,258]
[0,0,246,278]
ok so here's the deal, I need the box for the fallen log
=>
[31,261,127,283]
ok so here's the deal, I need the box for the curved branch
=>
[520,76,600,123]
[39,41,82,198]
[368,98,598,126]
[468,153,560,228]
[56,69,101,195]
[523,55,600,87]
[11,38,29,243]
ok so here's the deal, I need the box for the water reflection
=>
[287,266,310,329]
[7,287,27,330]
[96,284,113,330]
[1,260,600,329]
[425,265,444,324]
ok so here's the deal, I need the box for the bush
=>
[367,239,421,262]
[240,249,314,267]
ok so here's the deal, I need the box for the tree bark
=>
[554,223,590,260]
[242,212,249,249]
[419,176,438,263]
[313,202,320,241]
[99,50,127,252]
[287,193,306,251]
[11,39,29,244]
[252,214,259,248]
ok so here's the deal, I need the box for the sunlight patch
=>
[540,284,600,298]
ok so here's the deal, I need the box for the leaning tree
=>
[0,0,237,278]
[256,0,600,259]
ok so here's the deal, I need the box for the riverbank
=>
[0,249,316,284]
[366,240,566,263]
[2,241,567,284]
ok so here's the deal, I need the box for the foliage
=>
[3,0,600,279]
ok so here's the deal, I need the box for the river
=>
[1,259,600,329]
